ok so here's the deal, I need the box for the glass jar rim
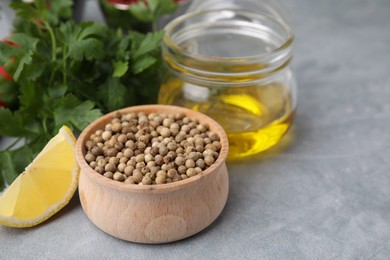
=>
[163,9,294,64]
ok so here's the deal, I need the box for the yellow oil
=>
[159,78,295,160]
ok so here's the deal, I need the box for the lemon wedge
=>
[0,126,79,227]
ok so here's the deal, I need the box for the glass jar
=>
[186,0,289,25]
[159,9,297,160]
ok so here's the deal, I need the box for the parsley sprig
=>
[0,0,176,189]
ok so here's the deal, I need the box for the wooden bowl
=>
[75,105,229,244]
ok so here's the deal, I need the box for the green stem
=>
[42,116,48,134]
[45,22,57,62]
[152,18,157,32]
[4,138,22,151]
[63,48,67,86]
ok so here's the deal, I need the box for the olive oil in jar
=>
[159,78,295,159]
[160,10,297,159]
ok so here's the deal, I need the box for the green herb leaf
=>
[4,33,39,80]
[69,38,104,61]
[132,56,157,74]
[59,22,106,61]
[0,170,4,191]
[0,146,34,187]
[0,80,19,108]
[12,146,34,175]
[18,81,44,121]
[133,31,164,59]
[128,3,154,23]
[0,151,19,185]
[53,95,102,131]
[113,61,129,78]
[10,2,41,21]
[0,109,32,137]
[48,83,67,99]
[98,77,129,111]
[147,0,177,16]
[0,0,175,186]
[47,0,73,25]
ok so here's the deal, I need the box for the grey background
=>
[1,0,390,259]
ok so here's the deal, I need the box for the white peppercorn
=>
[107,148,118,157]
[160,127,171,138]
[114,142,124,151]
[167,142,177,151]
[102,131,112,141]
[117,134,127,143]
[142,176,152,185]
[204,156,215,166]
[196,159,205,169]
[117,163,127,173]
[119,157,128,164]
[186,168,197,177]
[116,152,124,159]
[185,159,195,168]
[95,166,104,174]
[197,124,208,133]
[154,155,164,166]
[155,175,166,184]
[104,172,114,179]
[174,156,185,166]
[188,152,199,161]
[125,176,135,184]
[195,145,204,153]
[135,154,145,163]
[163,118,174,127]
[124,166,134,176]
[123,148,134,158]
[167,169,178,179]
[205,143,216,151]
[91,146,103,156]
[85,153,96,163]
[141,167,150,174]
[213,141,222,150]
[209,132,220,142]
[203,149,214,157]
[146,161,156,168]
[144,153,154,163]
[113,172,125,181]
[136,162,145,169]
[112,122,122,133]
[195,167,202,174]
[85,110,221,185]
[132,170,143,183]
[161,164,169,172]
[181,125,190,133]
[150,166,159,175]
[105,163,116,173]
[109,157,119,165]
[159,145,169,156]
[178,165,187,174]
[97,159,107,168]
[89,161,97,169]
[85,140,95,150]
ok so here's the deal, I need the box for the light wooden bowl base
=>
[76,105,229,244]
[79,163,228,243]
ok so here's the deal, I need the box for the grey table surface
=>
[1,0,390,259]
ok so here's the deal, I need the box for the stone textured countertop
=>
[1,0,390,258]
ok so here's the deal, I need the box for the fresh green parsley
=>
[0,0,176,189]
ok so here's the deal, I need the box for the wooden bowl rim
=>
[76,105,229,194]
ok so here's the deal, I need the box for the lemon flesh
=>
[0,126,79,227]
